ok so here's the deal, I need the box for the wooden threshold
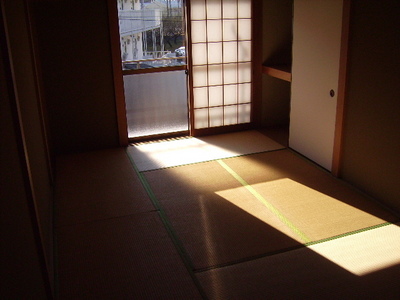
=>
[128,130,190,144]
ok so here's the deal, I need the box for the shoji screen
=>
[190,0,252,129]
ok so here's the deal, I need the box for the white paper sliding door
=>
[290,0,345,171]
[189,0,252,131]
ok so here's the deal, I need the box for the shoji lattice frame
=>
[188,0,253,132]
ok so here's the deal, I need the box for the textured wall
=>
[341,0,400,212]
[33,0,119,154]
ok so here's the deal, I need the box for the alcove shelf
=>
[262,64,292,82]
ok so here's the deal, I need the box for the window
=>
[110,0,253,142]
[117,0,186,70]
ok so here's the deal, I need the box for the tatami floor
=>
[54,130,400,299]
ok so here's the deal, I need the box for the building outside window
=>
[117,0,186,70]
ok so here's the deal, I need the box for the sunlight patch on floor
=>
[128,130,284,171]
[215,177,392,244]
[215,184,307,243]
[132,137,239,171]
[216,178,400,276]
[309,223,400,276]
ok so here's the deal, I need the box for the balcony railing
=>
[118,9,161,36]
[143,50,171,58]
[123,56,187,70]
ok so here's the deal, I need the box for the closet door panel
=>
[289,0,344,171]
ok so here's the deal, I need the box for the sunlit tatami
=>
[55,130,400,299]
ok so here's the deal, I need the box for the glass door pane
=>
[124,71,188,138]
[115,0,188,140]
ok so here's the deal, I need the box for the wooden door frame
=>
[251,0,263,128]
[107,0,129,146]
[0,0,54,296]
[331,0,351,177]
[108,0,190,144]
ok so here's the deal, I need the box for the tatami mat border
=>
[193,222,395,273]
[305,221,393,246]
[124,149,208,299]
[193,244,306,273]
[216,159,311,243]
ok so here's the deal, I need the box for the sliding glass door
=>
[116,0,188,140]
[111,0,253,142]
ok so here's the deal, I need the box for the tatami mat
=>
[55,140,400,299]
[57,212,202,299]
[220,150,399,242]
[144,160,303,270]
[142,149,399,270]
[55,148,155,226]
[128,130,284,171]
[196,222,400,299]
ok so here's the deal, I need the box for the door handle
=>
[330,89,335,97]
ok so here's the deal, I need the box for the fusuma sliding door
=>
[289,0,349,171]
[188,0,253,134]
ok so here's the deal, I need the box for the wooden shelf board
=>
[262,65,292,82]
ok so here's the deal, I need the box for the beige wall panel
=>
[32,0,119,154]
